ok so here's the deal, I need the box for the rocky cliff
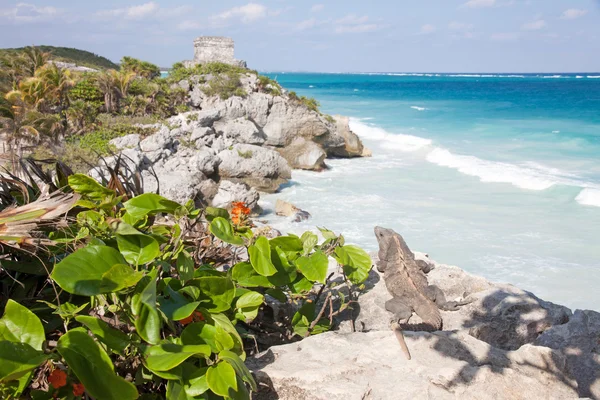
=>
[94,70,369,210]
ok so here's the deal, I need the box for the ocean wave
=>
[576,188,600,207]
[425,148,574,190]
[587,76,600,79]
[410,106,428,111]
[542,75,564,79]
[349,119,432,152]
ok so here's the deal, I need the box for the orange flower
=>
[231,202,251,226]
[48,369,67,389]
[72,383,85,397]
[193,311,205,321]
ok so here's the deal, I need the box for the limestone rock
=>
[189,149,220,177]
[535,309,600,399]
[217,144,291,192]
[167,110,221,132]
[326,115,369,158]
[211,180,260,211]
[140,129,173,152]
[213,118,266,145]
[109,134,140,150]
[249,330,578,400]
[275,199,311,223]
[276,137,327,171]
[262,96,330,147]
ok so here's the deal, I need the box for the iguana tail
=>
[391,323,411,360]
[406,301,443,331]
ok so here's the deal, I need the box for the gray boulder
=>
[140,128,173,152]
[217,144,291,192]
[277,137,327,171]
[167,110,221,132]
[326,115,369,157]
[189,149,220,177]
[211,180,260,211]
[213,118,266,145]
[275,199,311,223]
[249,330,578,400]
[109,134,141,150]
[535,309,600,398]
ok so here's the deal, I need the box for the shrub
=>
[121,56,161,80]
[287,91,321,113]
[68,76,104,110]
[0,176,372,399]
[203,72,246,100]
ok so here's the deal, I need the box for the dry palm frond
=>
[0,191,79,250]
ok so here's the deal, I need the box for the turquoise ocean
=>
[261,72,600,310]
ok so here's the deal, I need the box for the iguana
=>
[374,226,471,359]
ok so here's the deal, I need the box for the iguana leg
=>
[426,285,473,311]
[385,298,412,322]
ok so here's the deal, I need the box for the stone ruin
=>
[183,36,247,68]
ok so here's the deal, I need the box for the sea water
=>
[261,72,600,310]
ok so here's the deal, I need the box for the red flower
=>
[231,202,251,225]
[73,383,85,397]
[178,315,194,325]
[48,369,67,389]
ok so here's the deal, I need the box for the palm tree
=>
[21,46,49,78]
[37,64,74,112]
[0,91,60,171]
[95,69,136,113]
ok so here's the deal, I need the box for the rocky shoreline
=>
[249,248,600,399]
[101,68,599,399]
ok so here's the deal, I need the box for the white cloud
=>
[296,18,318,31]
[335,24,378,34]
[334,14,379,34]
[560,9,587,20]
[521,19,546,31]
[96,2,159,20]
[0,3,58,23]
[448,21,473,31]
[311,4,324,13]
[419,24,437,35]
[213,3,267,24]
[491,32,520,41]
[461,0,496,8]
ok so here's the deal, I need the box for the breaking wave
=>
[576,188,600,207]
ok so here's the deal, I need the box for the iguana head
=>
[374,226,396,273]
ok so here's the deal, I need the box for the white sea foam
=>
[552,130,560,134]
[576,188,600,207]
[410,106,428,111]
[309,85,315,88]
[576,76,584,79]
[354,89,359,92]
[543,75,563,79]
[349,119,432,152]
[587,76,600,79]
[425,148,573,190]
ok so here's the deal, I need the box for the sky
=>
[1,0,599,72]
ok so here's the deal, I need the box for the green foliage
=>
[168,62,249,83]
[69,75,103,108]
[287,91,321,113]
[203,72,247,100]
[0,175,372,399]
[120,56,161,80]
[237,149,253,159]
[0,46,118,70]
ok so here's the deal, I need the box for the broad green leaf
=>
[0,300,45,350]
[56,329,138,400]
[235,292,264,321]
[265,288,287,303]
[292,302,316,337]
[145,343,211,372]
[51,246,141,296]
[166,380,187,400]
[296,250,329,284]
[301,232,318,256]
[124,193,181,220]
[75,316,130,354]
[334,245,372,285]
[211,314,245,358]
[189,277,235,313]
[214,327,234,352]
[229,376,250,400]
[248,236,277,277]
[133,273,161,344]
[317,227,337,240]
[231,262,274,288]
[0,259,46,275]
[158,286,201,321]
[115,223,160,265]
[0,341,47,382]
[176,251,195,283]
[68,174,115,201]
[209,217,244,245]
[219,350,257,391]
[268,246,297,286]
[205,207,229,221]
[185,367,209,397]
[269,236,303,252]
[289,275,314,294]
[181,322,218,351]
[206,361,237,397]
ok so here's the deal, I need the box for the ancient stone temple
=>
[183,36,247,68]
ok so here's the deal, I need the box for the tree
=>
[95,69,136,113]
[37,63,75,112]
[120,56,160,80]
[21,46,50,77]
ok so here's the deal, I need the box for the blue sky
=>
[1,0,599,72]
